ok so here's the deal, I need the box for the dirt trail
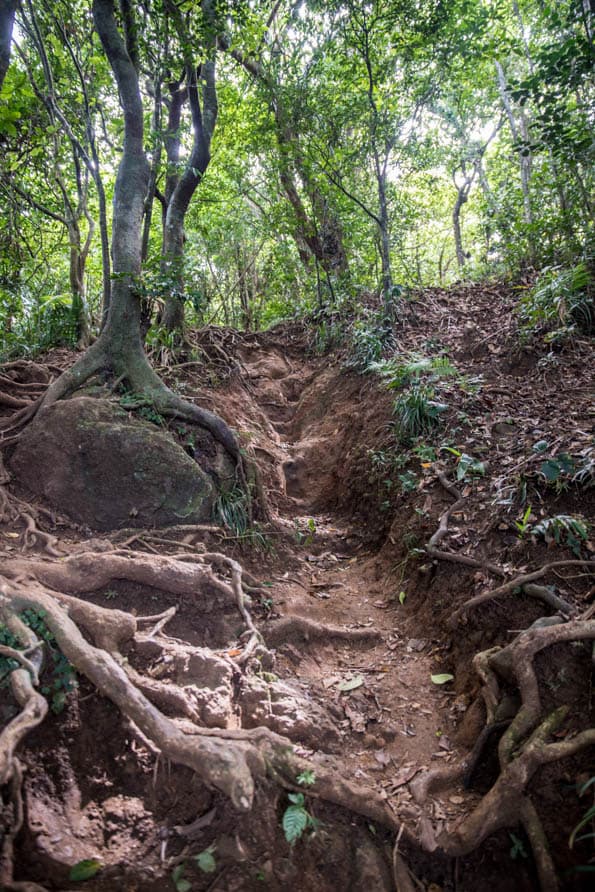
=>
[235,341,465,815]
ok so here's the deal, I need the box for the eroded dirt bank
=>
[1,284,594,891]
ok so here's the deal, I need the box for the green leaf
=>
[337,675,364,692]
[431,673,454,685]
[297,769,316,786]
[69,859,102,881]
[195,846,217,874]
[283,805,308,844]
[398,590,407,604]
[541,459,561,481]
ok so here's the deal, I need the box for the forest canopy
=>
[0,0,593,352]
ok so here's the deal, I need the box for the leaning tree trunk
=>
[40,0,242,469]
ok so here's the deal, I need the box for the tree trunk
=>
[374,151,393,304]
[39,0,243,474]
[67,222,90,347]
[453,189,467,270]
[161,0,218,334]
[0,0,16,93]
[495,61,534,240]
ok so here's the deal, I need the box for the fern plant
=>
[370,352,457,390]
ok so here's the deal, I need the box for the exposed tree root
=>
[411,615,595,890]
[265,615,382,645]
[450,560,594,626]
[0,551,400,886]
[426,473,506,577]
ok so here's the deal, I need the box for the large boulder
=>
[11,397,219,530]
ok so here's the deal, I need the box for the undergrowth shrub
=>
[519,261,594,340]
[344,310,396,373]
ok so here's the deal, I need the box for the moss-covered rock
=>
[11,397,217,530]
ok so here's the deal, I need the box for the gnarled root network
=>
[0,547,398,888]
[410,617,595,892]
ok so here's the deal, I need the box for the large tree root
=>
[410,615,595,891]
[450,560,594,626]
[0,552,400,892]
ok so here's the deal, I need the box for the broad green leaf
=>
[69,859,102,881]
[195,847,217,874]
[283,805,308,844]
[431,673,454,685]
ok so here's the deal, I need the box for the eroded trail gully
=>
[235,343,463,802]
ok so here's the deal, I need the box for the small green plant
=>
[195,845,217,874]
[0,608,77,714]
[282,791,319,845]
[442,447,486,481]
[118,391,165,427]
[509,832,528,860]
[413,443,438,462]
[572,448,595,489]
[532,514,589,557]
[569,776,595,850]
[297,769,316,786]
[293,517,316,546]
[213,486,249,536]
[519,261,594,339]
[371,351,457,390]
[345,311,396,373]
[398,470,418,493]
[392,383,448,441]
[539,453,575,491]
[514,504,533,538]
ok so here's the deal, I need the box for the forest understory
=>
[0,283,594,892]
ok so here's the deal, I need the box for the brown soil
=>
[1,283,594,891]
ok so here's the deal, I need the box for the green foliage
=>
[514,505,533,538]
[531,514,589,558]
[508,832,528,860]
[213,486,250,536]
[519,262,594,339]
[293,517,316,547]
[371,352,458,390]
[398,470,418,493]
[392,383,448,442]
[570,777,595,850]
[282,791,318,846]
[171,863,192,892]
[118,392,165,427]
[345,310,396,373]
[69,859,102,882]
[443,447,486,481]
[0,608,77,714]
[195,845,217,874]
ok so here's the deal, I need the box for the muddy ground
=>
[1,283,594,891]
